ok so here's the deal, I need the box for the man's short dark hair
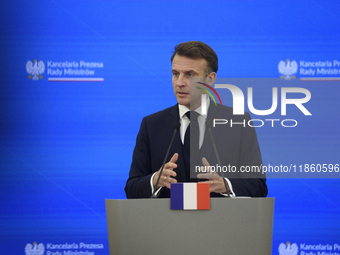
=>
[170,41,218,74]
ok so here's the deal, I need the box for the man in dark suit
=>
[125,41,267,198]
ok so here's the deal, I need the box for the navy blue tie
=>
[184,111,200,154]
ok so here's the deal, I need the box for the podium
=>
[106,198,274,255]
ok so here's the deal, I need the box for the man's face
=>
[172,54,215,110]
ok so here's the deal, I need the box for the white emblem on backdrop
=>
[278,59,298,79]
[26,59,45,80]
[25,242,45,255]
[278,242,299,255]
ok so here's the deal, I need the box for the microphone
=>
[151,122,181,198]
[205,120,231,197]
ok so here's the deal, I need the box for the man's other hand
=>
[197,157,228,194]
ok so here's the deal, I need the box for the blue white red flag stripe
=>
[170,183,210,210]
[170,183,183,210]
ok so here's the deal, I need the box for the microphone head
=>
[205,119,211,129]
[174,122,181,130]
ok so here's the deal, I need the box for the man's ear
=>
[207,72,216,85]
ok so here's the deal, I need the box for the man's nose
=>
[176,74,186,86]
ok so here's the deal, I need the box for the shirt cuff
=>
[221,178,236,197]
[150,172,162,197]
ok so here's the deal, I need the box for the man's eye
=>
[173,73,179,77]
[188,73,193,77]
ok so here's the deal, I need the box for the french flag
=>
[170,183,210,210]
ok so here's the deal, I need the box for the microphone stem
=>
[151,125,179,198]
[207,126,231,197]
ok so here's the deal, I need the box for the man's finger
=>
[164,162,177,171]
[197,166,212,173]
[202,157,210,167]
[166,176,177,183]
[159,174,178,189]
[170,153,179,163]
[163,168,177,177]
[197,172,220,179]
[199,179,226,193]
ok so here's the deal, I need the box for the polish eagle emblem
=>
[26,59,45,80]
[278,59,298,79]
[278,242,298,255]
[25,242,45,255]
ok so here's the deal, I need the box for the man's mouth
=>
[178,91,189,96]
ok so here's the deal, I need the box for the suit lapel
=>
[166,105,186,182]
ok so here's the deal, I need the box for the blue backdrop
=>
[1,0,340,254]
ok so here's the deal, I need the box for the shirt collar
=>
[178,97,210,118]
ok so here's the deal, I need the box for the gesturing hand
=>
[197,157,229,194]
[153,153,178,189]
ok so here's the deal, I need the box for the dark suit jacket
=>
[125,104,267,198]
